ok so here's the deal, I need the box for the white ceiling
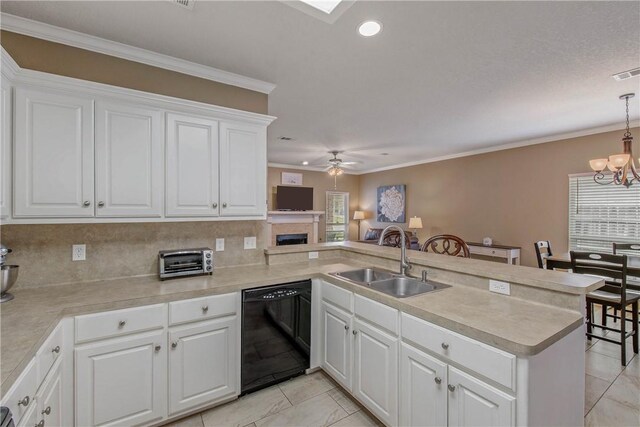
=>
[2,1,639,173]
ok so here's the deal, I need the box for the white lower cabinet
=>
[75,329,167,427]
[168,316,237,415]
[448,366,515,427]
[400,342,447,427]
[321,302,352,390]
[353,319,398,426]
[36,359,64,427]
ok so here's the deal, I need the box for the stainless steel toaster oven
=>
[158,248,213,279]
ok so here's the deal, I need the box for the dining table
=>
[546,252,640,291]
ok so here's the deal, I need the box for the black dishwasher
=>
[241,280,311,395]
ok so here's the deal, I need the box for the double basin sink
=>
[330,267,450,298]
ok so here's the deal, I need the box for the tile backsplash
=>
[0,221,266,288]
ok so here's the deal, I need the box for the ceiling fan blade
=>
[340,161,360,165]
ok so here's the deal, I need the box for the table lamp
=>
[408,216,423,237]
[353,211,365,239]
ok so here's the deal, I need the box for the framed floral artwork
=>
[377,185,406,223]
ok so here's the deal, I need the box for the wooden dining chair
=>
[420,234,470,258]
[571,251,639,365]
[612,242,640,324]
[379,229,412,249]
[534,241,553,269]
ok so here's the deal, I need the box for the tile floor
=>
[166,309,639,427]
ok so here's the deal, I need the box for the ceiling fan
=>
[313,151,360,175]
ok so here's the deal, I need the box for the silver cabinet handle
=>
[441,342,449,350]
[202,305,209,312]
[17,396,30,406]
[222,203,227,208]
[434,377,442,385]
[344,325,349,331]
[448,384,456,392]
[97,201,105,208]
[171,341,178,349]
[212,203,218,208]
[35,420,45,427]
[83,201,90,207]
[42,406,51,416]
[118,320,126,328]
[52,346,60,354]
[352,330,358,336]
[154,345,162,352]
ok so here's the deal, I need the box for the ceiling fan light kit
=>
[589,93,639,187]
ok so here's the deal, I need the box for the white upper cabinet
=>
[14,87,94,217]
[95,101,164,217]
[166,113,220,217]
[0,78,10,219]
[219,122,266,217]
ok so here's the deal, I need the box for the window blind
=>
[569,174,640,253]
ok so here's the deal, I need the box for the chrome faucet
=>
[378,225,411,276]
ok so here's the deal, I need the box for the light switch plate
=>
[72,244,86,261]
[489,279,511,295]
[308,251,319,259]
[244,236,257,250]
[215,238,225,252]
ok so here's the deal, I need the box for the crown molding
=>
[1,48,276,126]
[0,13,276,94]
[267,162,358,175]
[270,121,639,175]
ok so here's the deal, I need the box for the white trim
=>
[267,162,358,174]
[1,215,266,225]
[0,47,19,80]
[1,49,276,126]
[0,13,276,94]
[273,121,638,175]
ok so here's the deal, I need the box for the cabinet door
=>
[219,122,266,217]
[400,343,447,427]
[448,366,515,427]
[321,302,352,390]
[14,87,94,217]
[353,318,398,426]
[0,79,10,219]
[75,330,167,427]
[37,359,63,427]
[168,316,237,415]
[166,113,219,217]
[95,101,163,217]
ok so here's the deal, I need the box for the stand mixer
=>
[0,244,18,302]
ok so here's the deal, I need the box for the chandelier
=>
[589,93,639,187]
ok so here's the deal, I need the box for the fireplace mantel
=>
[267,211,324,246]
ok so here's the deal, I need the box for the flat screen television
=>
[276,186,314,211]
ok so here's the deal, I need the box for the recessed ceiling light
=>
[302,161,309,165]
[358,20,382,37]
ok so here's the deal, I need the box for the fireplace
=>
[276,233,309,246]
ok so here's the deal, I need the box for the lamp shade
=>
[353,211,365,220]
[408,216,423,229]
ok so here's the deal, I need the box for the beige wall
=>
[358,128,639,267]
[0,31,268,114]
[1,221,266,288]
[267,168,360,241]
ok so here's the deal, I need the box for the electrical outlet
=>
[216,238,225,252]
[244,236,257,250]
[72,244,86,261]
[308,251,319,259]
[489,279,511,295]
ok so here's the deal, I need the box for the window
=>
[569,174,640,253]
[326,191,349,242]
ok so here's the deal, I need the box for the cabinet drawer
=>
[3,358,37,425]
[469,246,508,258]
[75,304,166,343]
[36,323,63,385]
[401,313,516,390]
[169,293,237,326]
[354,294,398,335]
[322,281,353,313]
